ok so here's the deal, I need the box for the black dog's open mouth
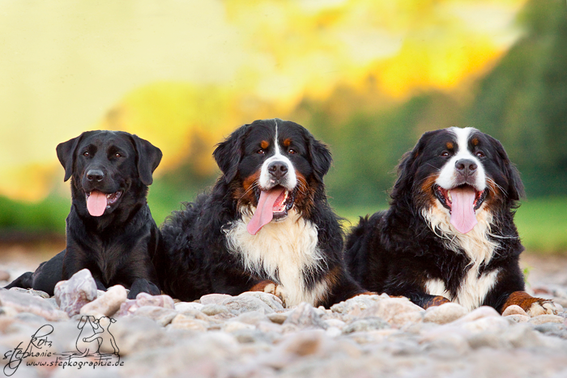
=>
[434,184,488,212]
[247,186,295,235]
[85,190,123,217]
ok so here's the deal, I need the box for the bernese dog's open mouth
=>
[247,186,295,235]
[434,184,488,212]
[433,184,489,234]
[85,190,123,217]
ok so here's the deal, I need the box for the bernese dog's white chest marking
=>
[225,209,327,307]
[423,205,501,311]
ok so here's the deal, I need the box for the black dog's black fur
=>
[5,131,162,299]
[345,128,554,313]
[156,119,365,307]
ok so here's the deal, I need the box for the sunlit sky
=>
[0,0,526,201]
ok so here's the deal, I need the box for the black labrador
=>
[5,130,163,299]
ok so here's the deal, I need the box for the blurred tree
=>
[465,0,567,196]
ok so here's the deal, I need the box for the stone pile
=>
[0,268,566,378]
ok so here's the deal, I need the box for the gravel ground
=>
[0,254,565,378]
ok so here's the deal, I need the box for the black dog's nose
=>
[268,161,288,180]
[86,169,105,182]
[455,159,477,176]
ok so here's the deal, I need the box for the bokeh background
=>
[0,0,565,258]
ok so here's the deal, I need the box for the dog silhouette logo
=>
[75,315,119,357]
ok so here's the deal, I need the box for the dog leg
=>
[248,280,278,292]
[128,278,161,299]
[4,272,34,290]
[502,291,562,316]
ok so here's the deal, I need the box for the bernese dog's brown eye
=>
[475,151,485,158]
[257,149,265,155]
[288,148,296,155]
[441,151,450,157]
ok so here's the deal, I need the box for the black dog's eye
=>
[83,151,90,157]
[115,153,123,158]
[475,151,485,158]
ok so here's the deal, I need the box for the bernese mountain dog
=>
[157,118,366,308]
[345,127,560,316]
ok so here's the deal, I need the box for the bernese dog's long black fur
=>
[345,127,560,315]
[157,119,366,308]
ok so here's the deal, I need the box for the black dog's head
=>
[213,119,331,234]
[57,131,162,218]
[391,127,524,234]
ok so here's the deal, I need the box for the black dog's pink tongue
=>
[87,191,107,217]
[450,187,478,234]
[247,188,285,235]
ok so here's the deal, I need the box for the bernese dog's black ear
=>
[391,130,437,200]
[56,132,87,182]
[213,125,248,183]
[308,134,332,182]
[129,134,163,186]
[489,135,525,202]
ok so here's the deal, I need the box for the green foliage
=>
[464,0,567,197]
[515,197,567,254]
[0,195,68,234]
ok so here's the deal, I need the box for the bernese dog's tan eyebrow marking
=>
[446,142,454,150]
[471,138,479,146]
[283,138,292,147]
[260,140,269,149]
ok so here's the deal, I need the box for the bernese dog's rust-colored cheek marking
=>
[418,174,439,207]
[249,280,278,292]
[260,140,269,150]
[501,291,546,314]
[481,178,502,211]
[283,138,291,147]
[446,142,454,150]
[294,172,316,217]
[422,296,451,309]
[234,171,260,206]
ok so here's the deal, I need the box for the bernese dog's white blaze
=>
[258,121,297,192]
[248,121,299,235]
[227,207,327,307]
[436,127,486,192]
[433,127,489,235]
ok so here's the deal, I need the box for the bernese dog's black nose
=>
[268,161,288,180]
[455,159,477,177]
[86,169,105,182]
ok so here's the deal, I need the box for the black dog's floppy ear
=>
[130,134,162,186]
[56,133,87,182]
[308,135,332,182]
[489,135,525,202]
[391,130,438,201]
[213,125,248,183]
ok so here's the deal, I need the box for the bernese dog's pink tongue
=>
[247,188,285,235]
[450,187,478,234]
[87,191,107,217]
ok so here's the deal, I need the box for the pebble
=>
[54,269,98,316]
[423,302,468,324]
[0,288,68,321]
[80,285,127,316]
[1,258,567,377]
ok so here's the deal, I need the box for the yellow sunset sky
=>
[0,0,526,201]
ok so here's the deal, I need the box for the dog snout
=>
[268,161,288,181]
[455,159,477,177]
[86,169,105,182]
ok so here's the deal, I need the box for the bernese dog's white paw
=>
[263,283,286,304]
[526,300,563,317]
